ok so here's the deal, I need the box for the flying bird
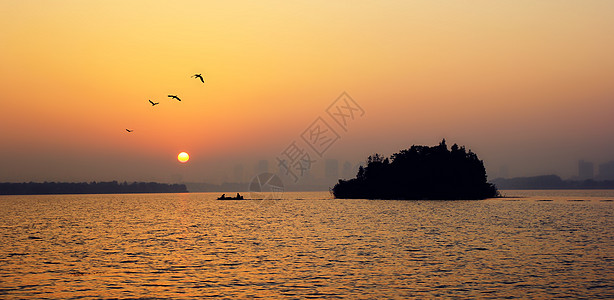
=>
[125,129,133,132]
[192,73,204,83]
[168,95,181,101]
[148,100,159,106]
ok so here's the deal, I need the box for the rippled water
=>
[1,190,613,298]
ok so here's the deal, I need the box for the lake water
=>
[1,190,613,298]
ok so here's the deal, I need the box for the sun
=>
[177,152,190,163]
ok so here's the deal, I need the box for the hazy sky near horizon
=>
[1,1,614,183]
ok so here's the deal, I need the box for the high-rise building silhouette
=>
[342,161,354,179]
[598,161,614,180]
[233,164,244,182]
[255,160,269,175]
[325,159,339,181]
[578,160,594,180]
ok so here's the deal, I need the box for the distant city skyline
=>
[165,155,614,186]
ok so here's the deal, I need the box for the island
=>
[332,139,499,200]
[0,181,188,195]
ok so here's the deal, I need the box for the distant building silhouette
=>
[598,161,614,180]
[233,164,245,182]
[325,159,339,181]
[578,160,594,180]
[342,161,354,179]
[256,160,269,175]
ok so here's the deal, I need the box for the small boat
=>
[217,193,244,200]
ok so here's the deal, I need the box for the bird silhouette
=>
[192,73,204,83]
[125,129,134,132]
[148,100,159,106]
[168,95,181,101]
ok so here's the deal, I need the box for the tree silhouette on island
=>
[332,139,499,200]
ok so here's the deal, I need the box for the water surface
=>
[1,190,613,298]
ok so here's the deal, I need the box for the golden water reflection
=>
[0,191,613,298]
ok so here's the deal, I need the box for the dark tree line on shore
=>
[332,139,499,200]
[0,181,188,195]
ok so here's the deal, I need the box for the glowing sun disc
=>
[177,152,190,163]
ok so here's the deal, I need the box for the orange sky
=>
[1,1,614,183]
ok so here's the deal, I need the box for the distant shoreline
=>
[491,175,614,190]
[4,177,614,196]
[0,181,188,195]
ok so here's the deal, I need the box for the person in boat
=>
[218,193,243,200]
